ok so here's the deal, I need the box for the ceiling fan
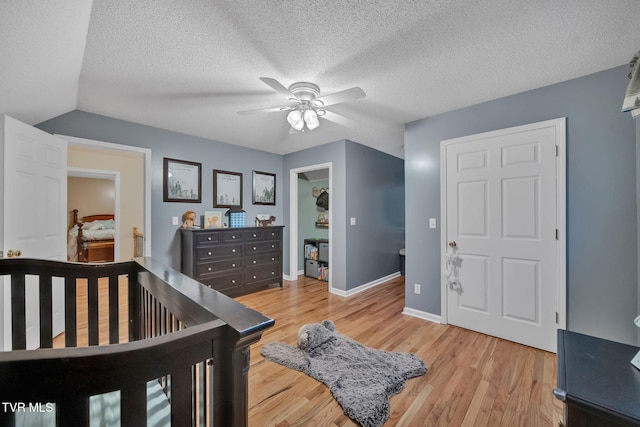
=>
[237,77,366,132]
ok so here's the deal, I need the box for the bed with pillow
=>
[68,209,115,263]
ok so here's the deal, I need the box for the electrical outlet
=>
[429,218,436,228]
[172,216,179,225]
[414,284,421,294]
[350,217,356,226]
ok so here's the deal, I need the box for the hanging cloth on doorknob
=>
[445,243,461,292]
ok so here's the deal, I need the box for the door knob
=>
[448,241,457,248]
[6,249,21,258]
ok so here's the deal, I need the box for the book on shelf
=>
[305,244,318,260]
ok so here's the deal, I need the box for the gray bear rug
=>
[260,320,427,427]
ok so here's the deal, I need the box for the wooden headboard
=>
[72,209,114,225]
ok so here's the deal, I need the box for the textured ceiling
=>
[2,1,640,158]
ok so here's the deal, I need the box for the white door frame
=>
[439,118,567,331]
[289,162,332,285]
[57,135,152,256]
[67,168,120,260]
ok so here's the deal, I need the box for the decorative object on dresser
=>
[181,210,197,229]
[304,238,329,281]
[256,214,276,227]
[252,170,276,205]
[181,226,284,297]
[68,209,115,263]
[205,210,223,228]
[213,169,243,208]
[228,209,246,228]
[163,157,202,203]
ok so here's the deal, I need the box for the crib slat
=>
[57,398,88,427]
[121,382,147,425]
[11,274,26,350]
[39,274,53,348]
[109,274,119,344]
[88,275,99,346]
[171,366,193,425]
[65,276,77,347]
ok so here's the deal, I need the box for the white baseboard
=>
[402,307,442,324]
[329,272,401,297]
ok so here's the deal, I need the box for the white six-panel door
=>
[441,118,565,352]
[1,115,67,350]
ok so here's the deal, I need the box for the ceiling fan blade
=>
[313,87,365,107]
[237,106,293,115]
[320,110,359,128]
[260,77,299,102]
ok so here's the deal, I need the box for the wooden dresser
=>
[554,329,640,426]
[181,226,283,297]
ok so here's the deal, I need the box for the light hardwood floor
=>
[237,276,564,427]
[51,274,563,426]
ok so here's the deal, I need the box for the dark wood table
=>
[555,329,640,426]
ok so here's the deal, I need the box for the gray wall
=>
[405,65,638,345]
[345,140,405,286]
[297,177,329,270]
[37,110,284,270]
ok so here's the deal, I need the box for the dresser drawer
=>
[244,228,281,241]
[197,243,243,260]
[196,258,243,276]
[246,253,280,267]
[203,273,243,292]
[196,231,222,246]
[222,230,244,243]
[244,240,280,255]
[245,264,280,284]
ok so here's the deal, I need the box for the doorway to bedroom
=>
[65,141,146,262]
[67,170,117,262]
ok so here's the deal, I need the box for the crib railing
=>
[0,257,274,426]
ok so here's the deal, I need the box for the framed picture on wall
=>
[252,170,276,205]
[163,158,202,203]
[213,169,243,208]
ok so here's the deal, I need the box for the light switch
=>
[429,218,436,229]
[350,217,356,226]
[172,216,179,225]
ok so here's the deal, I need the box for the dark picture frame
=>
[163,157,202,203]
[213,169,243,208]
[252,170,276,205]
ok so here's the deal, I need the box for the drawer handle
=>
[253,233,257,237]
[208,251,212,256]
[253,246,257,250]
[253,275,257,279]
[208,267,212,271]
[232,236,236,239]
[271,257,275,261]
[253,260,257,264]
[232,249,236,253]
[231,279,236,284]
[271,271,275,275]
[271,232,275,236]
[207,237,212,241]
[231,263,236,267]
[271,244,275,248]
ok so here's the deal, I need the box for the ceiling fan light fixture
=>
[303,109,320,130]
[287,109,304,130]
